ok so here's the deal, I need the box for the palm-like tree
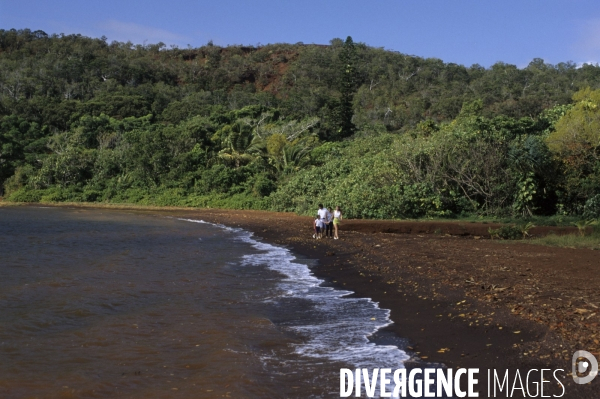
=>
[276,140,314,174]
[216,123,257,168]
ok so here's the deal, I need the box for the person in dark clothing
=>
[325,207,334,238]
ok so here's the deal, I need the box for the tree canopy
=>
[2,28,600,218]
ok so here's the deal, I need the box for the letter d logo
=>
[572,350,598,384]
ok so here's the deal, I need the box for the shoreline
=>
[4,203,599,397]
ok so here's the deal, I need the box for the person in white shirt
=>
[316,204,330,239]
[317,204,328,221]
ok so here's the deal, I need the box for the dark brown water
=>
[0,207,408,398]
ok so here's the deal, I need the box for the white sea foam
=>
[179,218,409,374]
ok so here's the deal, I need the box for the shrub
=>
[6,188,43,202]
[572,219,598,237]
[489,224,523,240]
[583,194,600,219]
[3,165,35,195]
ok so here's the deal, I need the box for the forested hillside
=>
[2,28,600,218]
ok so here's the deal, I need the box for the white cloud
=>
[97,20,191,47]
[576,61,599,68]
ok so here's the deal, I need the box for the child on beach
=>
[313,216,324,239]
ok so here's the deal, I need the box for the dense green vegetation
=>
[2,28,600,220]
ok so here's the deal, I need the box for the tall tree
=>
[337,36,358,139]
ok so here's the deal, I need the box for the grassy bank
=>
[527,229,600,250]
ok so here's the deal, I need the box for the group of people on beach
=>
[313,204,342,240]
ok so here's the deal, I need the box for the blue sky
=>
[1,0,599,67]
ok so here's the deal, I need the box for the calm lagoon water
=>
[0,206,408,398]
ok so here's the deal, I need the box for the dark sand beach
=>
[168,207,599,398]
[7,204,600,397]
